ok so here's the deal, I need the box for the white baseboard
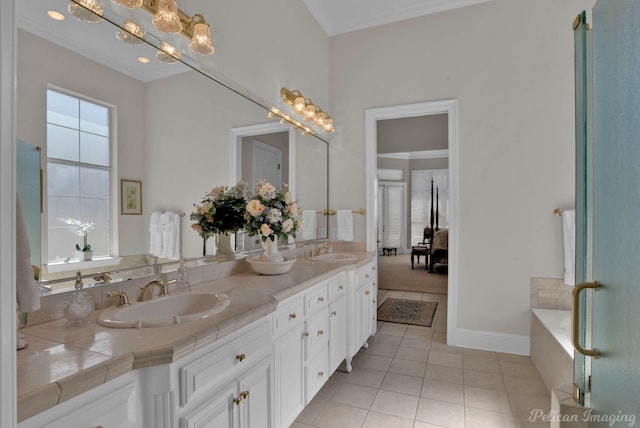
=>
[451,328,530,356]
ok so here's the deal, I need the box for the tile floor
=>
[290,290,551,428]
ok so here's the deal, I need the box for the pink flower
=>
[247,199,265,217]
[259,223,273,237]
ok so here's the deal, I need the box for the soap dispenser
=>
[63,271,94,326]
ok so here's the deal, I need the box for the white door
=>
[252,141,282,188]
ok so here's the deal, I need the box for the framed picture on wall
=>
[121,179,142,215]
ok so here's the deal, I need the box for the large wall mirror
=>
[16,0,329,291]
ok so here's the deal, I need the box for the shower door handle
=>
[571,281,600,358]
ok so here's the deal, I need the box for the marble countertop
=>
[17,252,375,422]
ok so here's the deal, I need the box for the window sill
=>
[47,257,122,273]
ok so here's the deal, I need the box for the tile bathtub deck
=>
[291,290,551,428]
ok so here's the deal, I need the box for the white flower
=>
[266,208,282,224]
[284,191,293,204]
[259,183,277,200]
[282,218,294,233]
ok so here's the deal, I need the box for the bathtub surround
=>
[531,277,572,311]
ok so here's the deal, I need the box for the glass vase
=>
[216,232,234,255]
[259,236,284,262]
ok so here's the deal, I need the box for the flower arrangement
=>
[60,217,95,252]
[245,180,302,242]
[190,180,249,238]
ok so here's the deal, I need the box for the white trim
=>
[0,0,17,424]
[452,328,531,356]
[377,149,449,160]
[365,99,458,347]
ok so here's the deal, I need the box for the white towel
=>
[336,210,354,242]
[160,211,181,260]
[149,211,163,257]
[562,209,576,286]
[302,210,317,240]
[16,194,40,313]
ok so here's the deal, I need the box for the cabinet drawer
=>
[327,273,346,301]
[304,309,329,361]
[356,263,375,288]
[179,321,271,407]
[304,282,328,315]
[272,296,304,338]
[305,348,329,403]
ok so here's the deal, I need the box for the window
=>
[46,89,113,263]
[411,169,449,245]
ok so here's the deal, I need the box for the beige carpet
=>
[377,253,448,294]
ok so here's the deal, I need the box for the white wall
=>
[329,0,595,341]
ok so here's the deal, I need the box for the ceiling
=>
[303,0,492,36]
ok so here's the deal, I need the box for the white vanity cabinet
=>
[272,296,305,428]
[18,372,141,428]
[148,318,274,428]
[349,261,377,369]
[272,272,350,428]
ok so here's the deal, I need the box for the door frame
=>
[229,121,296,198]
[365,99,458,345]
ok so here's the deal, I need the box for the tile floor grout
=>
[290,290,551,428]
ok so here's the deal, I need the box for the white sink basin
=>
[308,253,358,263]
[97,292,230,328]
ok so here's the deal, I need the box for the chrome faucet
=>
[137,279,176,302]
[311,243,332,257]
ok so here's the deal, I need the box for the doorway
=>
[365,99,459,345]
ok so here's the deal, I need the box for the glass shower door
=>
[588,0,640,420]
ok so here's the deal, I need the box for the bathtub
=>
[530,308,573,390]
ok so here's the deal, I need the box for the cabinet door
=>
[356,284,373,349]
[238,357,273,428]
[179,382,237,428]
[273,325,305,428]
[329,296,347,374]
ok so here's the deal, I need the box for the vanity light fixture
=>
[68,0,104,23]
[116,19,145,45]
[280,87,335,133]
[110,0,216,56]
[113,0,143,8]
[156,41,181,63]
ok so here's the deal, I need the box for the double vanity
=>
[17,247,377,428]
